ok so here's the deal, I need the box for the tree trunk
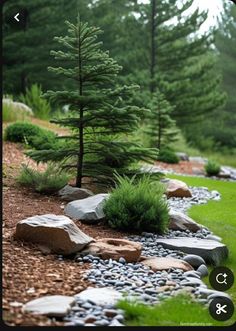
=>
[76,25,84,188]
[150,0,156,94]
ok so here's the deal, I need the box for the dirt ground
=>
[2,142,126,326]
[154,160,204,176]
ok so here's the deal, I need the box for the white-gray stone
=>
[75,288,122,306]
[155,237,228,265]
[15,214,93,255]
[58,185,93,202]
[169,209,202,232]
[183,254,206,268]
[197,264,209,277]
[176,152,189,161]
[205,234,222,242]
[64,194,109,224]
[23,295,75,317]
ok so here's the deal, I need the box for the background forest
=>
[3,0,236,160]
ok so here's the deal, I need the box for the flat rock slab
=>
[155,237,228,265]
[23,295,75,317]
[64,194,109,224]
[75,288,122,306]
[15,214,93,255]
[58,185,93,202]
[169,209,202,232]
[140,256,193,272]
[163,179,192,198]
[80,238,142,263]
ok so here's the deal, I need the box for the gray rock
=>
[155,238,228,265]
[15,214,93,255]
[64,194,109,224]
[23,295,75,317]
[197,264,208,277]
[183,271,201,279]
[183,254,206,268]
[75,288,122,306]
[58,185,93,202]
[169,209,202,232]
[176,152,189,161]
[205,234,222,242]
[208,291,231,300]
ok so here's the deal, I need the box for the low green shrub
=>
[17,164,70,194]
[205,160,221,176]
[4,122,42,144]
[19,84,51,120]
[103,175,169,234]
[30,130,59,150]
[157,148,179,164]
[4,121,62,150]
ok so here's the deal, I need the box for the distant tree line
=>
[3,0,236,150]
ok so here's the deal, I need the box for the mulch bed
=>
[2,142,204,326]
[154,160,205,175]
[2,142,126,326]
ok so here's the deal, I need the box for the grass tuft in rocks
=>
[104,175,169,234]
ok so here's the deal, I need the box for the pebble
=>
[197,264,209,277]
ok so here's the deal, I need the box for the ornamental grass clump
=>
[205,160,221,176]
[104,175,169,234]
[17,164,70,194]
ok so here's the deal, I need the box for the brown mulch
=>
[2,142,126,326]
[154,160,205,175]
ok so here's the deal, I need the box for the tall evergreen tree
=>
[95,0,225,126]
[214,2,236,148]
[3,0,92,94]
[146,91,179,152]
[28,16,156,187]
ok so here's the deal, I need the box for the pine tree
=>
[96,0,225,126]
[145,91,179,153]
[28,15,156,187]
[3,0,92,94]
[214,2,236,148]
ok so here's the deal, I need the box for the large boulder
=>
[139,256,193,272]
[75,288,122,306]
[64,194,109,224]
[162,179,192,198]
[15,214,93,255]
[79,238,142,263]
[155,237,228,265]
[169,209,202,232]
[23,295,75,317]
[58,185,93,202]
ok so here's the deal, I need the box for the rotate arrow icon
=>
[14,13,20,22]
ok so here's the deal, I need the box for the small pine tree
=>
[146,91,179,153]
[28,15,156,188]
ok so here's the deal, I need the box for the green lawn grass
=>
[118,294,226,327]
[119,175,236,326]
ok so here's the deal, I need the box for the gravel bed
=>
[64,185,221,326]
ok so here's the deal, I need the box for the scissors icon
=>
[216,273,228,285]
[216,303,227,315]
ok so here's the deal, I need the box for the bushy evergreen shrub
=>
[205,160,221,176]
[157,148,179,164]
[4,122,42,144]
[104,175,169,234]
[17,164,70,194]
[4,122,63,150]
